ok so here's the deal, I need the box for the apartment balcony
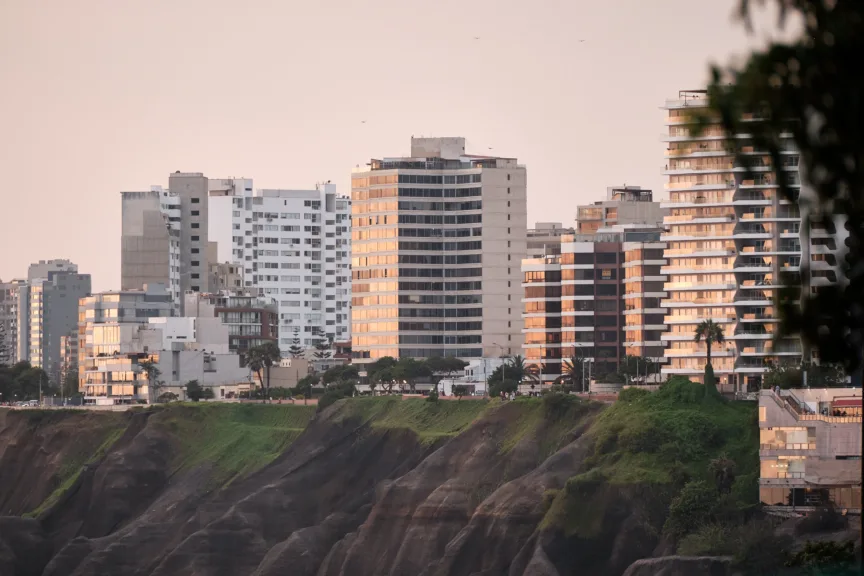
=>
[732,331,774,340]
[665,348,736,358]
[664,247,736,258]
[664,214,735,224]
[665,314,736,325]
[663,297,735,308]
[661,265,731,275]
[740,345,802,357]
[664,281,737,291]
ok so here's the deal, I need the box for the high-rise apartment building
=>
[121,172,209,313]
[661,90,804,390]
[623,234,668,364]
[576,186,666,234]
[350,137,527,362]
[121,186,182,308]
[0,278,26,366]
[20,260,91,382]
[522,227,664,386]
[209,180,351,353]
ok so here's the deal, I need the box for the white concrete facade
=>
[209,181,351,356]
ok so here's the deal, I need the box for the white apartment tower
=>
[351,137,527,363]
[661,90,803,391]
[209,180,351,354]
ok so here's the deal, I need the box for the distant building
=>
[623,233,668,364]
[759,388,861,512]
[350,136,527,363]
[661,90,804,389]
[0,278,26,366]
[184,291,278,356]
[21,260,91,383]
[522,226,666,387]
[527,222,575,258]
[208,179,351,354]
[576,186,665,234]
[79,284,252,404]
[121,171,213,314]
[78,284,174,402]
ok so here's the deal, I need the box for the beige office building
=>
[121,172,210,313]
[351,137,527,363]
[661,90,804,390]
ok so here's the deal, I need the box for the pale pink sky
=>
[0,0,785,291]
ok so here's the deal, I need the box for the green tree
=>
[425,356,468,393]
[664,480,719,538]
[694,320,725,368]
[560,356,585,392]
[313,337,332,360]
[139,359,161,404]
[62,368,80,399]
[246,342,281,401]
[367,356,398,394]
[392,357,432,393]
[709,454,737,495]
[452,385,468,399]
[288,331,304,358]
[292,374,316,404]
[489,378,519,398]
[185,380,205,401]
[321,364,359,385]
[704,0,864,375]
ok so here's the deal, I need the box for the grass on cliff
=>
[23,410,129,518]
[152,402,315,486]
[335,396,491,444]
[543,377,759,537]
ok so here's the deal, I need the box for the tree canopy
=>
[705,0,864,374]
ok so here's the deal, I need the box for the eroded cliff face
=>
[0,397,737,576]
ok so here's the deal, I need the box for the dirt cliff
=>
[0,391,851,576]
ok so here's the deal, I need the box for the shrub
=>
[785,540,857,574]
[542,489,560,513]
[317,390,344,412]
[664,480,718,538]
[732,520,793,575]
[677,523,735,556]
[426,390,439,403]
[618,387,650,403]
[542,392,580,419]
[795,505,848,535]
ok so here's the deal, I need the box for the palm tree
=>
[507,355,531,382]
[245,343,281,401]
[561,356,584,392]
[694,320,725,368]
[139,359,161,404]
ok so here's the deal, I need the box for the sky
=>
[0,0,790,291]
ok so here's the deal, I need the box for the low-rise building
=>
[79,285,253,404]
[759,388,862,513]
[184,291,278,356]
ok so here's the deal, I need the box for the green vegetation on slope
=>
[21,410,128,518]
[152,402,316,486]
[544,378,758,538]
[334,396,491,444]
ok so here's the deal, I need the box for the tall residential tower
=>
[661,90,803,390]
[351,137,527,363]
